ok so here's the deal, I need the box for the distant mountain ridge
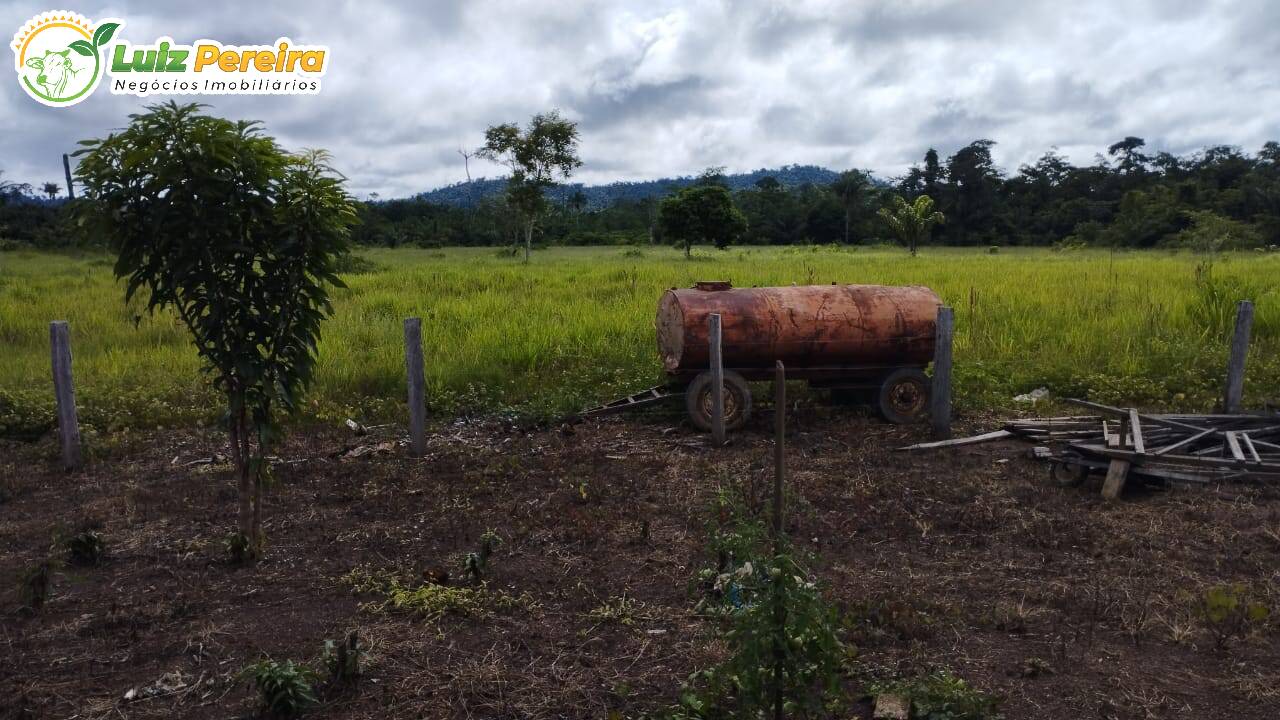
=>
[412,164,858,209]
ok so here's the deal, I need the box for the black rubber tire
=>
[1050,454,1089,487]
[685,371,752,432]
[877,368,930,424]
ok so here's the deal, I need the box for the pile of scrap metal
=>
[901,398,1280,497]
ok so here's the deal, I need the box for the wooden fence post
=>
[49,321,81,469]
[403,318,426,456]
[62,153,76,200]
[771,359,786,720]
[709,313,725,445]
[931,305,954,439]
[1223,300,1253,413]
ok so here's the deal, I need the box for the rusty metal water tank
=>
[656,281,941,373]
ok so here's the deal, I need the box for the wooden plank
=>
[1153,428,1213,456]
[1241,433,1262,463]
[49,321,81,470]
[898,429,1012,450]
[1070,443,1280,473]
[1251,438,1280,452]
[1102,459,1131,500]
[930,306,954,440]
[709,313,725,446]
[403,318,426,457]
[1223,300,1254,413]
[1225,431,1245,461]
[1067,399,1219,437]
[1103,420,1116,447]
[1128,409,1145,454]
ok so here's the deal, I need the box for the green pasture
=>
[1,245,1277,435]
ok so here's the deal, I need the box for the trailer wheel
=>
[878,368,929,424]
[685,371,752,432]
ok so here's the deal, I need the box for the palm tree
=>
[878,194,944,257]
[42,182,60,200]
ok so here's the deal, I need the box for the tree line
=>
[291,135,1280,253]
[4,135,1280,253]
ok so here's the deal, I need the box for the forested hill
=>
[416,164,846,208]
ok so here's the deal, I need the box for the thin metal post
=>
[931,305,954,439]
[709,313,725,445]
[49,321,81,469]
[403,318,426,456]
[1223,300,1253,413]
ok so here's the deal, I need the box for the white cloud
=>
[2,0,1277,198]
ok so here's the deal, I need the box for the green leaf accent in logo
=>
[93,22,120,47]
[69,40,95,56]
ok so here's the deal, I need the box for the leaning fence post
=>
[709,313,725,445]
[49,321,81,469]
[1223,300,1253,413]
[931,305,954,439]
[403,318,426,456]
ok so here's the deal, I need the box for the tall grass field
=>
[1,245,1277,436]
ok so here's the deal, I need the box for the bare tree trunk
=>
[844,208,850,245]
[524,220,533,263]
[231,402,253,549]
[251,457,263,554]
[685,240,691,259]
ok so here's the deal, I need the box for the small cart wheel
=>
[685,371,752,432]
[877,368,930,424]
[1050,453,1089,488]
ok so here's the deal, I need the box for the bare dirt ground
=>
[2,403,1278,719]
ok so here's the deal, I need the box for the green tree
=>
[477,110,581,262]
[659,184,747,257]
[74,102,356,560]
[830,170,871,244]
[879,194,945,256]
[944,140,1002,245]
[1108,136,1149,176]
[1175,209,1262,251]
[41,182,60,200]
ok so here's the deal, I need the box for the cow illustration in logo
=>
[26,47,81,97]
[11,11,121,107]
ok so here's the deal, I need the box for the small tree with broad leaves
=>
[74,102,356,561]
[879,194,944,257]
[477,110,581,263]
[659,184,747,258]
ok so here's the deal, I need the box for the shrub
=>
[341,565,535,622]
[869,669,1002,720]
[64,530,106,566]
[241,659,318,717]
[678,491,844,718]
[17,560,52,611]
[587,593,656,626]
[463,530,502,582]
[1196,584,1270,650]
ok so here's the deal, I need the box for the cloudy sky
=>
[4,0,1279,198]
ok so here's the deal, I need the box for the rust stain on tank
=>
[656,281,941,372]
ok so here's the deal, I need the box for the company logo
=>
[11,11,119,107]
[12,10,328,108]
